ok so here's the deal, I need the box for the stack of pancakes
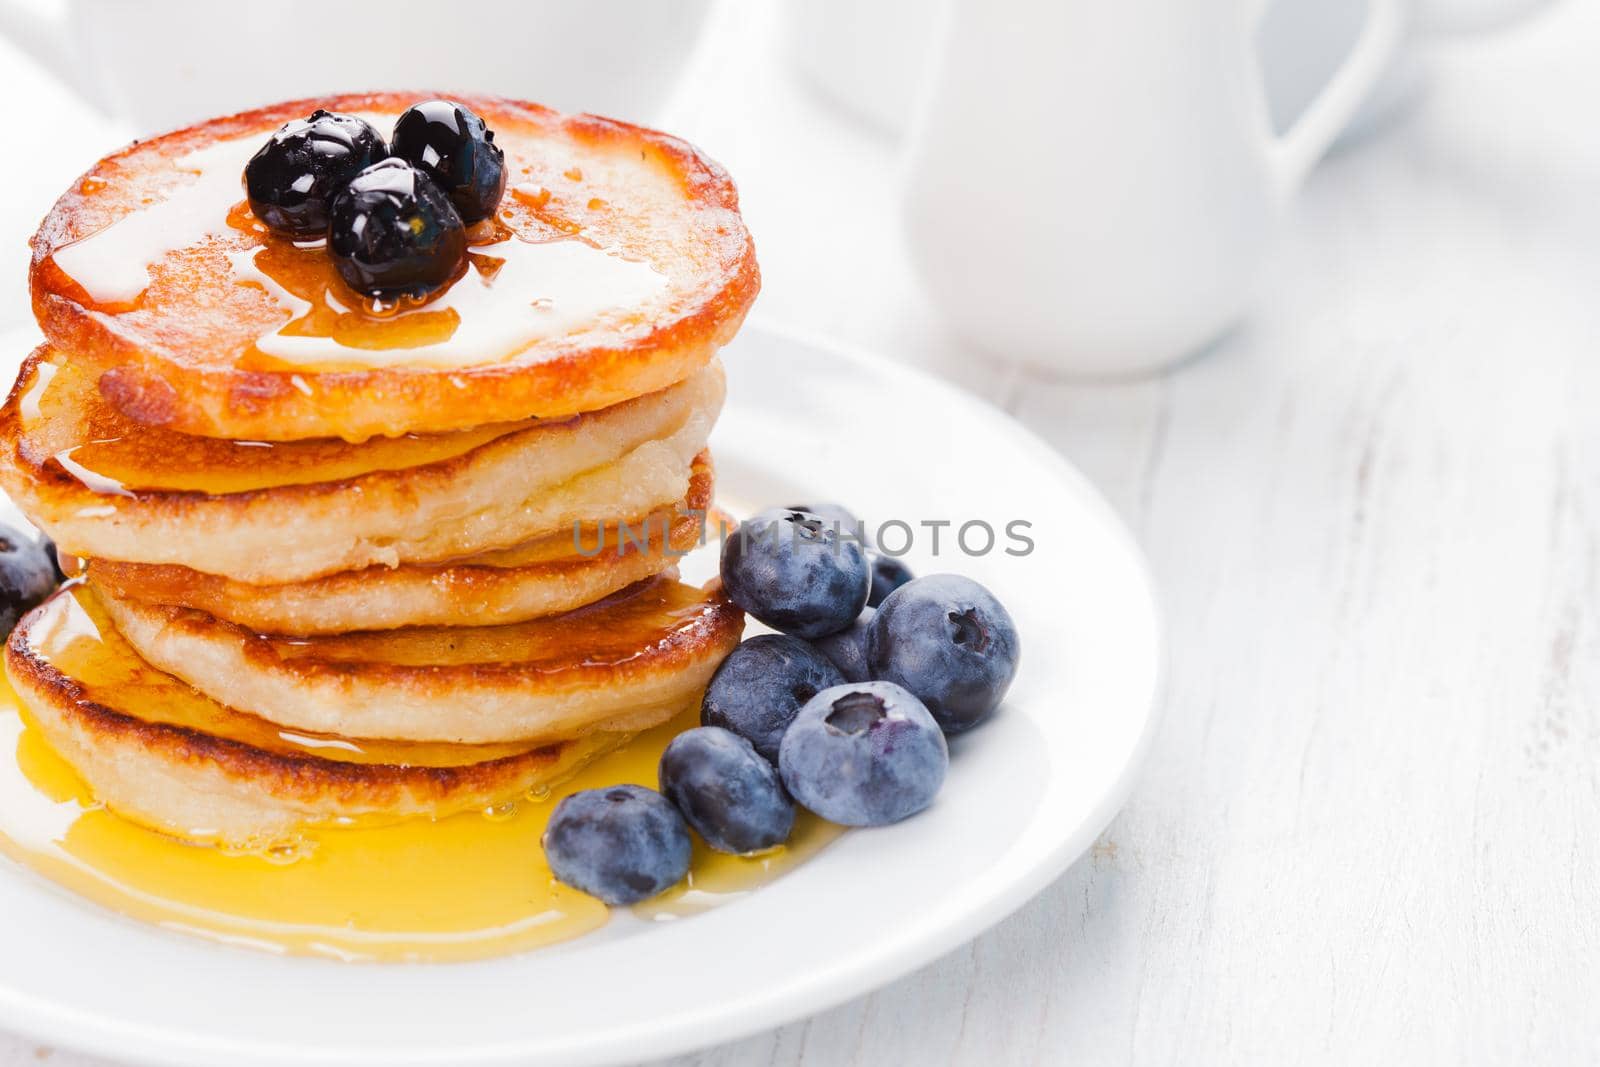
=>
[0,93,759,848]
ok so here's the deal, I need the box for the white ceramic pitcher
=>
[901,0,1402,377]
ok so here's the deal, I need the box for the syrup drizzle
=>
[49,113,672,370]
[51,138,259,306]
[14,113,796,961]
[229,232,668,368]
[0,572,843,961]
[0,696,840,962]
[15,354,530,496]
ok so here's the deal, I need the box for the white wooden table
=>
[4,0,1599,1063]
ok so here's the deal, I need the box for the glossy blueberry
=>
[868,555,914,608]
[721,508,870,639]
[542,784,690,905]
[779,681,948,826]
[701,634,846,763]
[390,99,506,224]
[244,109,388,238]
[659,727,795,854]
[0,526,61,635]
[328,158,466,299]
[812,608,873,683]
[866,574,1020,734]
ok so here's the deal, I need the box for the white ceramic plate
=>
[0,321,1162,1066]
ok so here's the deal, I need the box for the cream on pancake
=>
[0,354,722,583]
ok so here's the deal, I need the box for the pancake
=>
[29,91,759,442]
[5,584,640,848]
[0,353,723,583]
[86,452,717,635]
[96,574,744,745]
[10,349,544,495]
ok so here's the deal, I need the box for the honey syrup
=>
[48,119,669,373]
[16,354,534,496]
[8,103,787,963]
[25,583,555,766]
[0,691,838,963]
[225,208,667,371]
[0,579,838,961]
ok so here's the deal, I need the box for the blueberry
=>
[721,508,870,639]
[0,526,60,635]
[866,574,1020,734]
[701,634,845,763]
[328,158,466,299]
[779,681,948,826]
[812,608,873,682]
[542,784,690,905]
[659,727,795,854]
[868,555,914,607]
[244,109,388,239]
[390,100,506,224]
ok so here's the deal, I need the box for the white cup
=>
[899,0,1402,379]
[0,0,713,134]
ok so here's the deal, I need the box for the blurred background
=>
[0,0,1568,391]
[6,0,1600,1062]
[0,0,1578,393]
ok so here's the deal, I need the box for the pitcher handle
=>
[0,0,84,97]
[1265,0,1403,196]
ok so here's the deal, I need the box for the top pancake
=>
[29,92,759,442]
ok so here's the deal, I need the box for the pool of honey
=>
[0,695,839,962]
[1,568,830,961]
[223,201,486,365]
